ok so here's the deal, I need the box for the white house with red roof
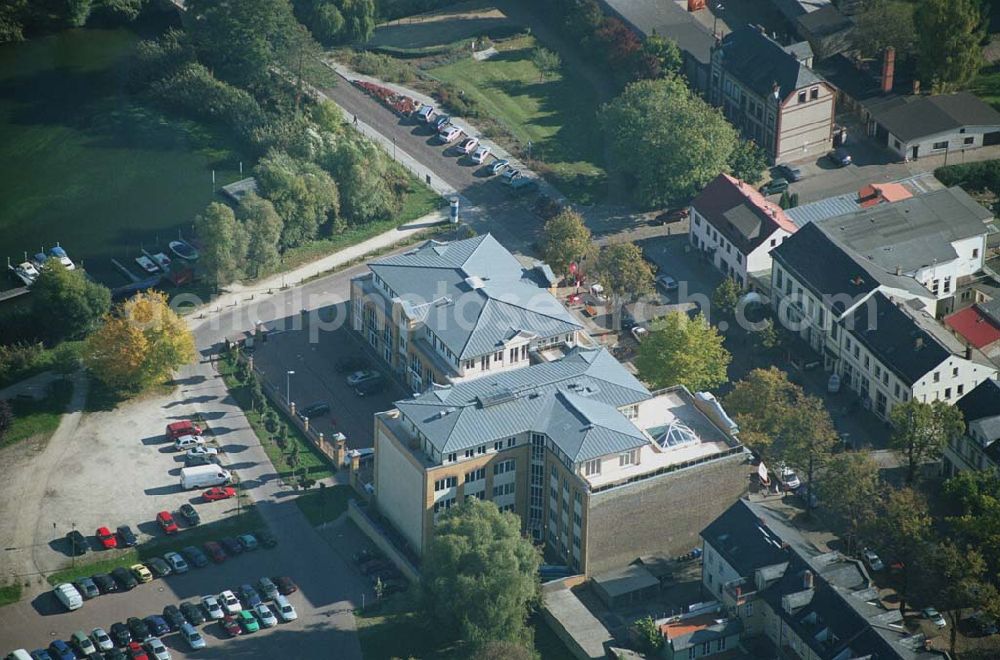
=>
[688,173,798,290]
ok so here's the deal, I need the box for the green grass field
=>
[294,485,354,526]
[427,35,606,203]
[0,582,22,607]
[2,378,74,448]
[971,65,1000,111]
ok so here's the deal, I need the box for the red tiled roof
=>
[944,306,1000,349]
[661,613,725,639]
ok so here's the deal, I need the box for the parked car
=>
[432,114,450,130]
[116,525,137,547]
[143,616,169,637]
[181,545,209,567]
[254,603,278,628]
[488,158,509,175]
[656,274,678,292]
[507,176,538,196]
[257,577,278,600]
[161,605,186,631]
[146,557,171,578]
[238,583,262,608]
[173,435,205,451]
[70,630,97,657]
[470,145,490,164]
[203,541,227,563]
[89,628,113,652]
[178,504,200,526]
[220,615,242,637]
[778,465,800,491]
[237,610,259,633]
[501,168,521,184]
[414,104,434,123]
[179,623,205,650]
[437,125,461,143]
[109,622,131,647]
[775,163,803,181]
[219,590,242,614]
[91,573,116,594]
[201,594,225,620]
[256,529,278,549]
[297,402,330,420]
[130,563,153,583]
[126,641,148,660]
[166,420,202,440]
[221,537,244,555]
[458,137,479,155]
[862,548,885,572]
[202,486,236,502]
[274,576,298,595]
[185,452,220,467]
[238,534,259,551]
[967,610,999,636]
[126,617,151,642]
[827,147,852,167]
[143,638,169,660]
[923,607,947,628]
[73,577,99,599]
[355,377,385,397]
[654,208,688,225]
[179,601,206,626]
[65,530,87,556]
[164,552,189,573]
[186,446,218,459]
[759,178,789,196]
[95,526,117,550]
[346,369,381,387]
[46,641,74,660]
[111,567,138,590]
[52,583,82,611]
[274,594,298,622]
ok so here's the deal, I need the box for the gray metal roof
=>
[785,191,862,228]
[368,234,581,360]
[395,348,652,461]
[870,91,1000,142]
[816,187,992,274]
[717,27,824,101]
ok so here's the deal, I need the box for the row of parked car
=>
[53,528,277,613]
[16,575,299,660]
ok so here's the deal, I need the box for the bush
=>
[0,342,44,385]
[130,29,194,90]
[350,51,416,83]
[435,81,481,117]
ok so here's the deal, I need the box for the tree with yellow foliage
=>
[84,291,196,392]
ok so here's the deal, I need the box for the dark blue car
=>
[145,614,170,636]
[30,651,54,660]
[46,640,75,660]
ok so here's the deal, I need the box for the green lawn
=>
[46,507,264,586]
[355,593,574,659]
[2,378,74,448]
[219,353,335,481]
[0,582,22,607]
[971,64,1000,111]
[428,35,606,203]
[295,485,354,526]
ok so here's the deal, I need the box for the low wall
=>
[348,499,421,583]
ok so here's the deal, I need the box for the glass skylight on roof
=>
[658,420,699,448]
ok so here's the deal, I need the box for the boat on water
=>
[32,252,48,270]
[135,255,160,274]
[169,240,199,261]
[152,252,172,270]
[48,245,75,270]
[12,261,40,286]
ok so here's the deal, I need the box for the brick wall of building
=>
[584,454,750,575]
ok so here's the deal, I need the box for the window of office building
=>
[584,458,601,476]
[434,476,457,491]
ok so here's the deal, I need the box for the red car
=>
[566,293,582,305]
[156,511,179,535]
[273,576,297,595]
[203,541,227,563]
[126,641,148,660]
[203,486,237,502]
[221,614,242,637]
[166,419,202,441]
[96,526,117,549]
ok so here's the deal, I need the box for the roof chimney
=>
[966,345,973,360]
[915,337,924,350]
[803,570,814,590]
[687,0,706,11]
[895,265,901,276]
[913,79,921,96]
[881,47,895,94]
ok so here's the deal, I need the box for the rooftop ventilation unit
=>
[464,276,485,290]
[476,388,519,408]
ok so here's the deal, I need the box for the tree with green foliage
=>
[593,242,654,328]
[98,0,146,21]
[66,0,94,26]
[31,262,111,342]
[875,487,933,614]
[943,469,1000,579]
[723,367,801,460]
[532,47,562,81]
[778,393,838,512]
[256,150,340,247]
[635,312,730,391]
[712,278,740,316]
[422,500,540,649]
[601,77,738,208]
[635,616,664,654]
[195,202,248,289]
[728,139,768,184]
[540,209,594,280]
[643,32,682,76]
[817,451,879,555]
[323,139,401,226]
[778,190,791,209]
[853,0,917,60]
[474,640,535,660]
[240,194,284,278]
[915,0,983,92]
[889,399,965,485]
[0,0,27,42]
[755,318,779,353]
[920,541,1000,654]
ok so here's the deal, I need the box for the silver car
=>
[202,594,225,620]
[164,552,189,574]
[257,577,278,600]
[274,594,297,622]
[255,603,278,628]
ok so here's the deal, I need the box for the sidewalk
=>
[0,370,60,400]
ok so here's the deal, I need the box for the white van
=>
[53,583,83,611]
[6,650,32,660]
[180,465,231,490]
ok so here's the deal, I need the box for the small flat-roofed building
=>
[661,612,743,660]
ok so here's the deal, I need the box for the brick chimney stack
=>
[881,47,895,94]
[688,0,706,10]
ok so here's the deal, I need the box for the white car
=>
[145,637,171,660]
[862,548,885,572]
[471,145,491,164]
[630,326,648,343]
[186,446,218,458]
[202,594,225,620]
[778,465,801,491]
[274,594,297,622]
[174,435,205,451]
[91,628,114,652]
[458,137,479,154]
[218,589,242,614]
[437,125,461,143]
[180,623,205,650]
[255,603,278,628]
[923,607,947,628]
[164,552,189,573]
[656,274,679,292]
[414,104,434,123]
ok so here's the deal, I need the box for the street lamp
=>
[286,370,295,406]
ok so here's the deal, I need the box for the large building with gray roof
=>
[372,347,750,573]
[350,234,584,393]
